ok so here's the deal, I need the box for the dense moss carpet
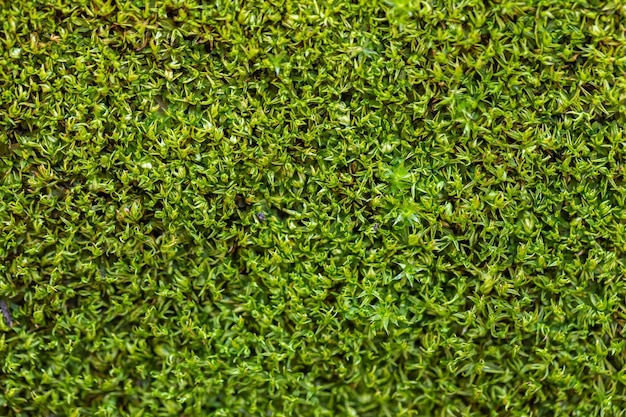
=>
[2,0,626,415]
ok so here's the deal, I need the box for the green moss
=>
[1,0,626,415]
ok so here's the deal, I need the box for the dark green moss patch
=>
[1,0,626,415]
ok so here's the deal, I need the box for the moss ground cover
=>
[1,0,626,415]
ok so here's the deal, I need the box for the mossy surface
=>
[2,0,626,416]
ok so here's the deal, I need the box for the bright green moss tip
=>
[1,0,626,416]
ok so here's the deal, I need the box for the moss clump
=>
[1,0,626,416]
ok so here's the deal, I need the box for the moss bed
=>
[2,0,626,416]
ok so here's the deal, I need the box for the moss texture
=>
[1,0,626,416]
